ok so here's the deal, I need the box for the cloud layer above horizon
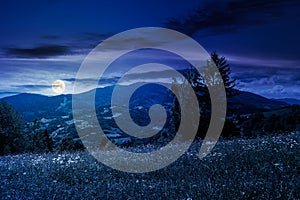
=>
[0,0,299,99]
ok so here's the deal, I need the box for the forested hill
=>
[1,85,288,122]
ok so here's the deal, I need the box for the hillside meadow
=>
[1,132,299,199]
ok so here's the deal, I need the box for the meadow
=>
[1,133,299,199]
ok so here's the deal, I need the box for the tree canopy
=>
[0,101,24,154]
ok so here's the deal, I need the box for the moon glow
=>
[52,80,66,94]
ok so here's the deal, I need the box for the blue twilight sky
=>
[0,0,299,99]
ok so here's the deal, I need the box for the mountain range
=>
[1,84,291,122]
[272,98,300,105]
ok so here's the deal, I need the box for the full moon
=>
[52,80,66,94]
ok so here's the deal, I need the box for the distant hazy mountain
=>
[1,85,288,121]
[1,84,172,121]
[228,91,288,115]
[1,93,72,121]
[273,98,300,105]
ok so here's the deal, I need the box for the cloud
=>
[227,54,300,69]
[62,67,183,91]
[13,84,51,89]
[226,53,300,98]
[264,85,287,95]
[233,65,300,99]
[4,45,71,58]
[79,32,112,42]
[165,0,300,36]
[1,32,113,59]
[63,77,119,86]
[67,32,113,54]
[41,35,61,40]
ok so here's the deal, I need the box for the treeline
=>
[237,105,300,137]
[0,101,83,155]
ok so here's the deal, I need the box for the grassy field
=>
[1,133,299,200]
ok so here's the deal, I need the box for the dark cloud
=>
[4,45,70,58]
[63,77,114,83]
[62,78,77,82]
[80,32,112,41]
[233,65,300,83]
[41,35,61,40]
[14,84,51,89]
[165,0,300,36]
[63,77,119,86]
[67,32,113,54]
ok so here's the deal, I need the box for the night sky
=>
[0,0,299,99]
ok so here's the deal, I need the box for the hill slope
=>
[274,98,300,105]
[1,87,288,121]
[228,91,288,115]
[0,133,298,199]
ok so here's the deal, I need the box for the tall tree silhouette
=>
[182,52,238,99]
[210,52,237,97]
[171,52,238,139]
